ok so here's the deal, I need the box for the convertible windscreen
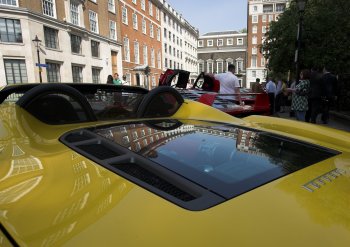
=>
[61,120,340,210]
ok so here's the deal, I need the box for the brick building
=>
[118,0,162,89]
[197,31,247,87]
[0,0,124,85]
[246,0,290,87]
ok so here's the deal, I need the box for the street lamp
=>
[294,0,307,83]
[32,35,42,83]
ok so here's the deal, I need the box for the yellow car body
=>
[0,84,350,247]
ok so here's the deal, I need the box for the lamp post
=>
[294,0,307,83]
[32,35,42,83]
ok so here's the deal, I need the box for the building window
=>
[217,61,223,73]
[143,45,148,65]
[91,40,100,58]
[156,7,160,20]
[164,28,167,39]
[122,6,128,24]
[269,15,273,22]
[72,65,83,83]
[164,43,167,53]
[42,0,56,18]
[70,1,80,25]
[261,58,266,67]
[217,39,223,46]
[164,58,167,68]
[157,51,161,69]
[198,40,203,47]
[142,18,146,34]
[132,13,138,29]
[263,4,273,13]
[227,38,233,45]
[276,3,285,12]
[0,18,22,43]
[252,70,256,77]
[236,59,243,73]
[251,56,257,67]
[124,37,130,61]
[89,11,98,33]
[148,1,153,16]
[4,59,27,84]
[44,26,58,49]
[151,48,155,67]
[46,62,61,82]
[132,0,136,4]
[207,40,213,46]
[252,36,257,45]
[262,15,267,22]
[0,0,18,6]
[150,23,154,38]
[70,34,82,54]
[198,62,204,73]
[253,5,258,12]
[207,61,213,73]
[252,25,257,34]
[237,38,243,45]
[109,20,116,39]
[92,68,101,83]
[108,0,115,13]
[252,47,257,54]
[252,15,258,23]
[157,27,160,41]
[141,0,145,10]
[134,41,139,64]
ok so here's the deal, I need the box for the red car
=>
[159,69,270,116]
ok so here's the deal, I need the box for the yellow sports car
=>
[0,83,349,247]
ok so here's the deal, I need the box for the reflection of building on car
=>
[1,83,350,246]
[159,69,270,116]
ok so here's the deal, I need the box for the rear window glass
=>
[94,120,339,199]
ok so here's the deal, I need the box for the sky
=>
[166,0,247,35]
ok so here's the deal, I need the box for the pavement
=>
[272,107,350,132]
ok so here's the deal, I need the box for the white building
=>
[0,0,123,86]
[158,0,199,82]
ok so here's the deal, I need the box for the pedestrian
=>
[106,75,114,84]
[265,77,276,115]
[305,67,323,123]
[113,73,122,85]
[252,78,264,93]
[214,64,242,105]
[320,66,338,124]
[121,75,128,85]
[290,69,311,121]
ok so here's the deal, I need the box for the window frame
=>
[44,26,59,49]
[42,0,57,18]
[4,59,28,84]
[0,18,23,43]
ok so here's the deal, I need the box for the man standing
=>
[113,73,122,85]
[321,66,338,124]
[265,77,276,115]
[214,64,242,105]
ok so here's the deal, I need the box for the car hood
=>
[1,105,350,246]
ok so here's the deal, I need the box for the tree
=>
[262,0,350,76]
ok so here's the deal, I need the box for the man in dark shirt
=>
[305,67,323,123]
[321,66,338,124]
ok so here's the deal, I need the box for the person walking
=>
[265,77,276,115]
[290,69,311,121]
[214,64,242,105]
[320,66,338,124]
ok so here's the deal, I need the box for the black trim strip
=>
[0,223,20,247]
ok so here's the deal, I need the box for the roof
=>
[202,31,240,36]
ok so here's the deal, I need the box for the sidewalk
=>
[330,110,350,121]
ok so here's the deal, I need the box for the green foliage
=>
[262,0,350,75]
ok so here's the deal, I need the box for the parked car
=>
[1,83,350,246]
[159,69,270,116]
